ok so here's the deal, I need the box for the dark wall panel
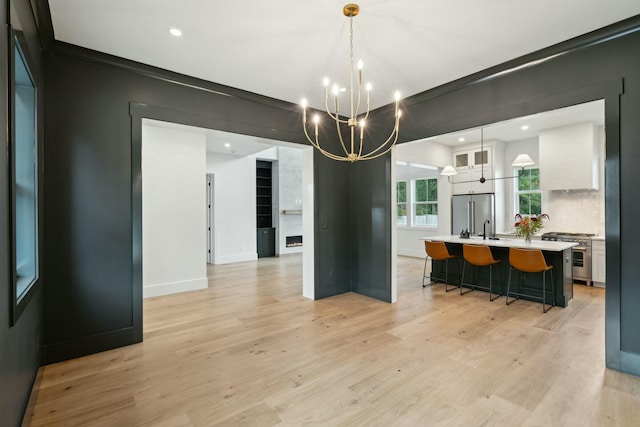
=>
[313,154,352,298]
[349,156,392,302]
[1,1,45,425]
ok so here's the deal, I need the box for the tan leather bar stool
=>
[507,247,555,313]
[423,241,460,292]
[461,244,502,301]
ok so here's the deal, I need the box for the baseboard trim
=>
[43,327,140,364]
[397,249,425,259]
[214,253,257,264]
[143,277,208,298]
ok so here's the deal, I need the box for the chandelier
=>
[300,4,401,163]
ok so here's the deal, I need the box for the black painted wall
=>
[1,1,45,425]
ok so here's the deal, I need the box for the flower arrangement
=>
[514,213,549,243]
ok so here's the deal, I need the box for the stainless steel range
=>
[541,232,595,285]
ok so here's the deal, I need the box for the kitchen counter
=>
[420,235,576,307]
[421,235,578,252]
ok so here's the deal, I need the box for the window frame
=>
[9,28,40,325]
[396,180,408,226]
[514,167,543,216]
[412,177,438,228]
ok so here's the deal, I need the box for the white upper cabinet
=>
[539,122,599,191]
[451,146,494,194]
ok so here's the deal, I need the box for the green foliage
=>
[517,168,541,214]
[396,181,406,202]
[415,178,437,202]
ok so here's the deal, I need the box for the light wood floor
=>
[26,255,640,426]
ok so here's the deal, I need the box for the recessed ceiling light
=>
[224,143,231,148]
[168,28,182,37]
[521,125,529,130]
[458,137,465,142]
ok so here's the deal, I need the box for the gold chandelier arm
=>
[354,83,364,119]
[357,124,364,159]
[359,128,399,160]
[323,95,350,124]
[324,108,350,125]
[302,122,351,161]
[359,116,400,159]
[335,116,352,157]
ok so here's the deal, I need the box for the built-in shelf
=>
[256,160,275,258]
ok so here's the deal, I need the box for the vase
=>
[524,234,532,245]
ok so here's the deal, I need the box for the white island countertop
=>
[421,235,578,252]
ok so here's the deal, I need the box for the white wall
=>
[275,147,303,255]
[394,141,453,258]
[302,148,315,299]
[142,122,208,298]
[207,153,258,264]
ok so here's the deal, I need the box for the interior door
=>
[207,174,214,264]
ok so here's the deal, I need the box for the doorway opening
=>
[140,118,315,303]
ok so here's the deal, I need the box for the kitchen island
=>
[421,235,577,307]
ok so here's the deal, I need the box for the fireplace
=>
[286,235,303,247]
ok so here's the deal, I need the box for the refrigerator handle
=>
[469,200,474,234]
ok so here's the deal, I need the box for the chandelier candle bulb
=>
[301,99,307,123]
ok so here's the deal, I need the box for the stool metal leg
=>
[444,258,460,292]
[505,266,519,306]
[460,262,474,295]
[422,255,429,287]
[542,269,547,313]
[488,264,501,301]
[542,269,556,313]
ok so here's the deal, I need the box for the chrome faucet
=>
[483,219,490,240]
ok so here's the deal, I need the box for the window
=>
[516,168,541,215]
[11,32,39,324]
[396,181,407,225]
[413,178,438,226]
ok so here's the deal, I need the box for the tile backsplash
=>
[544,189,604,236]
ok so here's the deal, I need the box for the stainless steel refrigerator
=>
[452,193,495,237]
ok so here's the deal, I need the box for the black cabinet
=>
[256,161,275,257]
[257,227,276,258]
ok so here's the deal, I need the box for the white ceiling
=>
[143,119,304,156]
[48,1,640,111]
[428,99,605,147]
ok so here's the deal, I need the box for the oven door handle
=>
[573,246,588,251]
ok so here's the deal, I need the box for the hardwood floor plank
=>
[26,254,640,426]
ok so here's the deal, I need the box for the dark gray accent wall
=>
[350,156,393,302]
[314,155,352,298]
[1,1,45,426]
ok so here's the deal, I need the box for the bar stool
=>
[506,247,555,313]
[422,241,460,292]
[461,244,502,301]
